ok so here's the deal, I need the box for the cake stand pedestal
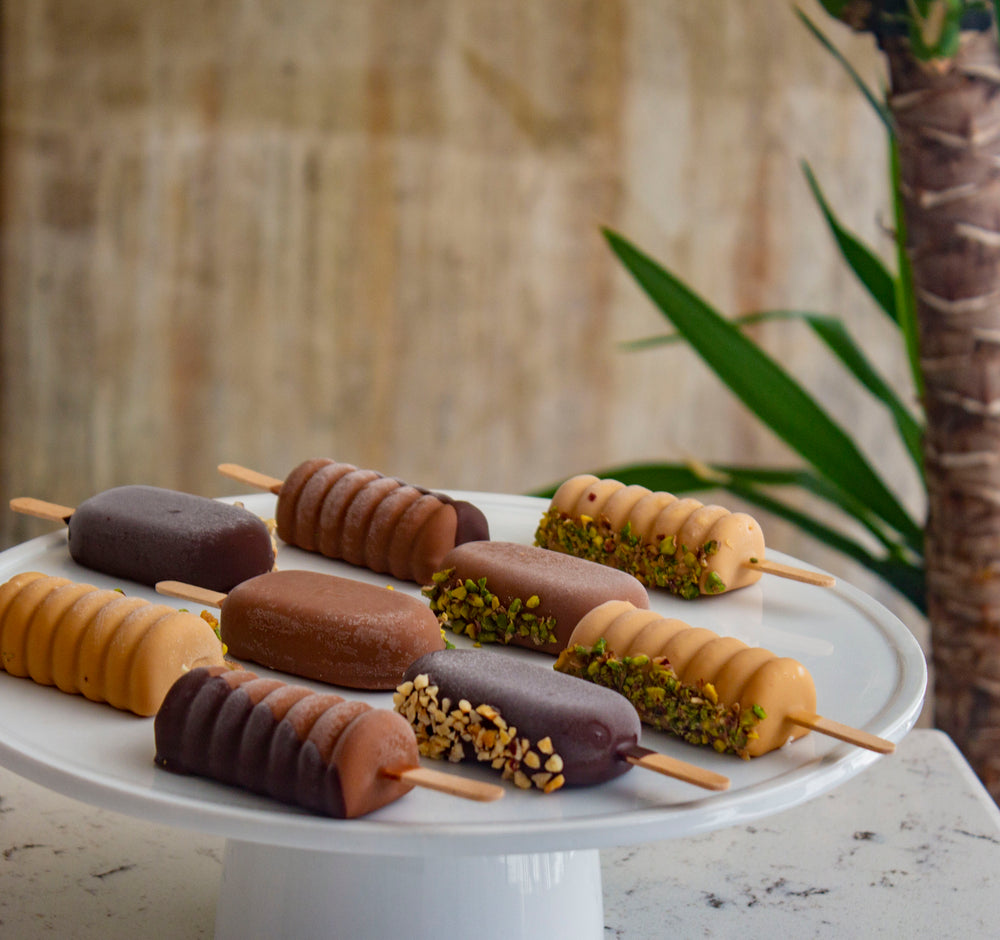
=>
[215,840,603,939]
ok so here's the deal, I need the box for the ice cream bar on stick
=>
[154,666,503,817]
[424,540,650,654]
[10,485,275,593]
[157,569,445,690]
[395,649,730,793]
[0,571,227,716]
[218,460,490,585]
[555,600,894,758]
[534,474,835,598]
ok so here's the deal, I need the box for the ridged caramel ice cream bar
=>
[0,571,226,716]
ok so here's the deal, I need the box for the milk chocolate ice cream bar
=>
[10,485,275,593]
[155,666,422,817]
[423,541,649,654]
[0,571,227,716]
[159,569,444,690]
[218,459,490,585]
[396,649,729,792]
[556,600,893,758]
[535,475,834,598]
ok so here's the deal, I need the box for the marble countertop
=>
[1,729,996,938]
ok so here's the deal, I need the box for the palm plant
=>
[549,2,1000,798]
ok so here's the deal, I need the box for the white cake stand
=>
[0,492,926,939]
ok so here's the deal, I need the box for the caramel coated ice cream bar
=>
[396,649,729,792]
[556,600,893,758]
[423,541,649,653]
[219,459,490,585]
[535,475,834,598]
[0,571,227,716]
[155,666,422,818]
[11,485,275,593]
[159,569,445,690]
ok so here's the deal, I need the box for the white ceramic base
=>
[214,839,604,940]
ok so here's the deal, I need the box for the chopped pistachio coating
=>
[554,639,764,759]
[534,509,726,599]
[422,568,559,648]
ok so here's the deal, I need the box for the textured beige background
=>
[1,2,924,646]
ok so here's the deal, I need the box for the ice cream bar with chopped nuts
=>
[164,569,446,691]
[396,648,643,791]
[556,600,893,758]
[535,474,833,598]
[154,666,422,818]
[271,458,490,584]
[423,541,649,653]
[12,484,275,593]
[0,571,227,716]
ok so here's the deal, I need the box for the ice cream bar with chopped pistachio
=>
[534,474,768,599]
[395,648,642,791]
[556,600,817,758]
[423,540,649,653]
[155,666,421,817]
[273,458,490,585]
[0,571,227,716]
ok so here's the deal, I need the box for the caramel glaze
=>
[570,600,816,756]
[275,459,490,584]
[154,666,419,818]
[0,572,226,716]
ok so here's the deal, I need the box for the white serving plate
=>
[0,491,926,938]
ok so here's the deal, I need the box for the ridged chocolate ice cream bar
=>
[154,666,420,818]
[275,458,489,584]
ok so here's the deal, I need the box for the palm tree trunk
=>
[884,25,1000,798]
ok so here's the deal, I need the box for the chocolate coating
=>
[428,541,650,653]
[275,459,490,583]
[400,649,641,786]
[221,569,444,689]
[67,485,274,592]
[154,667,418,818]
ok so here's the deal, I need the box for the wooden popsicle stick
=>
[9,496,75,523]
[743,557,836,588]
[620,744,730,791]
[218,463,283,495]
[789,711,895,754]
[156,580,227,608]
[382,765,505,802]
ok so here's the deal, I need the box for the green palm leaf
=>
[603,228,922,550]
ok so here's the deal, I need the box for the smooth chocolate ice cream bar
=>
[396,649,643,791]
[423,541,649,653]
[11,485,275,592]
[274,458,490,584]
[0,571,227,716]
[214,569,445,690]
[154,666,420,817]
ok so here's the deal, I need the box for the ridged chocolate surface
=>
[275,459,490,583]
[154,666,419,818]
[68,485,275,592]
[401,649,640,786]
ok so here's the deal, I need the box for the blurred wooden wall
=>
[1,2,922,628]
